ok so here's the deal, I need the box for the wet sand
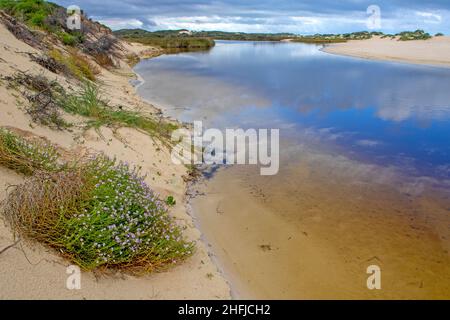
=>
[191,149,450,299]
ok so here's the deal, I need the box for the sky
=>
[54,0,449,34]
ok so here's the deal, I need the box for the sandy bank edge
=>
[322,36,450,68]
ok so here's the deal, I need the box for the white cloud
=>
[95,18,144,30]
[416,11,442,23]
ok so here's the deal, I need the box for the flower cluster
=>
[63,156,194,269]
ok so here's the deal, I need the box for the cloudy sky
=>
[54,0,449,34]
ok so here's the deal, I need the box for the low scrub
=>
[49,48,100,81]
[120,35,215,50]
[4,73,177,141]
[397,30,432,41]
[1,130,193,271]
[92,52,116,69]
[0,128,61,175]
[61,82,178,140]
[4,72,69,129]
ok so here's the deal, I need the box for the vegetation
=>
[0,1,192,274]
[0,128,61,175]
[114,29,215,50]
[49,48,99,81]
[396,29,432,41]
[0,0,55,28]
[116,28,444,46]
[0,129,193,271]
[60,82,178,140]
[0,0,118,69]
[292,31,377,44]
[193,30,296,41]
[435,32,444,37]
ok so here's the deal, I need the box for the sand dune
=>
[0,21,230,300]
[323,36,450,67]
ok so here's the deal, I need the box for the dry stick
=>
[0,239,21,255]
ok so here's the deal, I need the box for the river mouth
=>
[135,40,450,299]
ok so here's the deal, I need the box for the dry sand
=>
[323,36,450,68]
[0,23,230,299]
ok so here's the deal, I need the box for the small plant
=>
[93,53,115,68]
[29,53,67,74]
[60,82,179,140]
[166,196,176,206]
[4,72,69,129]
[49,48,99,81]
[60,33,76,46]
[0,0,55,28]
[0,128,61,175]
[435,33,444,37]
[397,29,432,41]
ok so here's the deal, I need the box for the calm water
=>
[136,40,450,182]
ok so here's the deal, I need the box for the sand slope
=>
[0,21,230,299]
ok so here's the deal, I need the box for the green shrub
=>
[60,33,77,46]
[166,196,176,206]
[3,153,194,271]
[0,0,55,27]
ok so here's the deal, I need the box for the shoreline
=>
[131,42,450,299]
[322,36,450,68]
[130,50,238,299]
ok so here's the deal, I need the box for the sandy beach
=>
[323,36,450,67]
[0,21,230,299]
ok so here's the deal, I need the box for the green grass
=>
[0,0,55,28]
[1,130,194,271]
[60,82,179,140]
[292,37,347,44]
[49,48,99,81]
[120,35,215,50]
[0,128,61,175]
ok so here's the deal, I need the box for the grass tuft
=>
[0,128,61,175]
[60,82,179,140]
[49,48,100,81]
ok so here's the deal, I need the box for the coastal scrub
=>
[0,128,61,175]
[1,129,193,272]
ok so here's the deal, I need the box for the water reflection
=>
[135,40,450,181]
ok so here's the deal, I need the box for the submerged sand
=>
[323,36,450,67]
[191,149,450,299]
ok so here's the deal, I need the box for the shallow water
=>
[136,41,450,299]
[136,40,450,181]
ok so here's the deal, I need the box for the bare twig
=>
[0,239,21,255]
